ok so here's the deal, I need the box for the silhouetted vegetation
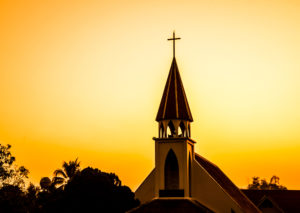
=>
[52,158,80,189]
[0,144,29,188]
[0,144,31,212]
[0,144,139,213]
[248,175,287,190]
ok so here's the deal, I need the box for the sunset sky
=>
[0,0,300,190]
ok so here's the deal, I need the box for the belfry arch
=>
[167,121,176,137]
[158,120,191,138]
[179,121,185,137]
[164,149,179,189]
[159,122,164,138]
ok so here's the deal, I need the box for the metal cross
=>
[168,31,181,58]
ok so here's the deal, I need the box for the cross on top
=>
[168,31,181,58]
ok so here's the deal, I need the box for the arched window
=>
[164,149,179,189]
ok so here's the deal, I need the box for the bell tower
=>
[135,32,261,213]
[154,32,195,198]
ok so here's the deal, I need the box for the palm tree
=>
[52,158,80,188]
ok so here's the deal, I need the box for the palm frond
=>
[63,158,81,178]
[53,169,67,178]
[52,176,65,186]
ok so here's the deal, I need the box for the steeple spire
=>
[156,58,193,122]
[156,33,193,138]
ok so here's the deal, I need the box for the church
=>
[129,33,261,213]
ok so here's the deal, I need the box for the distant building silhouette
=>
[130,33,261,213]
[242,189,300,213]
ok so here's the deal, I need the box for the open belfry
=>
[130,33,261,213]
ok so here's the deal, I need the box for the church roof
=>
[195,154,261,213]
[156,58,193,122]
[127,198,214,213]
[242,189,300,212]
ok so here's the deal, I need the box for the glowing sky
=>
[0,0,300,189]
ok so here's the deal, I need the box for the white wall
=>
[192,159,243,213]
[135,169,155,204]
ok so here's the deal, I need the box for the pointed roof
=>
[156,58,193,122]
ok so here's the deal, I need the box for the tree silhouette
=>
[53,158,80,188]
[58,167,139,213]
[248,175,287,190]
[0,185,28,212]
[0,144,29,188]
[0,152,139,213]
[35,166,139,213]
[40,177,55,192]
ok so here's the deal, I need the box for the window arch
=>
[164,149,179,189]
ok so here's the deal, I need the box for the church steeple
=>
[156,34,193,138]
[152,33,196,198]
[156,58,193,122]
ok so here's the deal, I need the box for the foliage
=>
[37,161,139,213]
[248,175,287,190]
[40,176,55,192]
[60,167,139,212]
[0,185,28,212]
[0,150,139,212]
[52,158,80,188]
[0,144,29,188]
[0,183,41,212]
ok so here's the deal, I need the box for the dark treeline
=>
[0,144,139,213]
[247,176,287,190]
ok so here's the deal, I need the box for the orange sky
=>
[0,0,300,190]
